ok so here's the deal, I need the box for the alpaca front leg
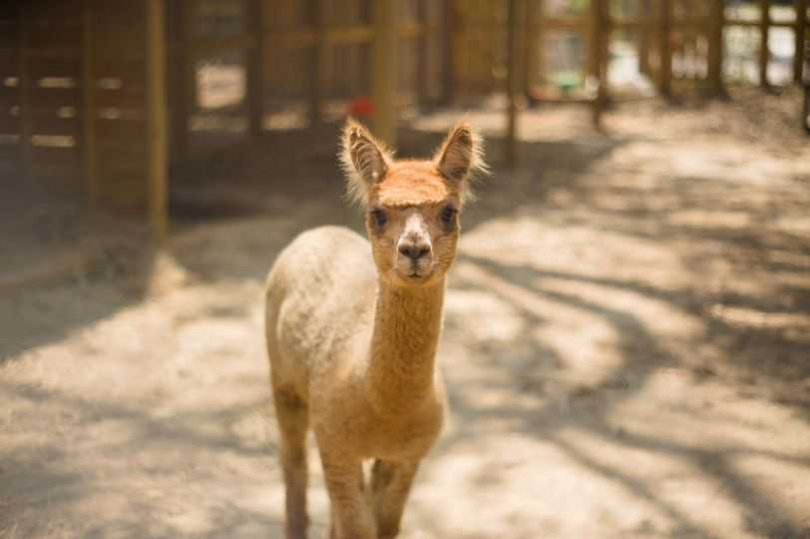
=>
[322,457,376,539]
[371,460,419,539]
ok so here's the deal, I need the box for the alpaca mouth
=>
[400,266,431,282]
[395,257,434,283]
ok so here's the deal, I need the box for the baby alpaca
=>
[265,119,484,539]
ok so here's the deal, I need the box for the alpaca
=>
[264,119,485,539]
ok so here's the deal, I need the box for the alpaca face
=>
[341,119,485,287]
[364,165,461,287]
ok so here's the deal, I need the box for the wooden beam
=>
[506,0,522,165]
[707,0,725,97]
[145,0,168,239]
[723,19,795,28]
[759,0,770,88]
[82,0,97,208]
[247,0,264,137]
[372,0,397,146]
[795,0,807,84]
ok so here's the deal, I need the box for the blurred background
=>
[1,1,809,538]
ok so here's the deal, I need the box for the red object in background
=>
[348,97,375,118]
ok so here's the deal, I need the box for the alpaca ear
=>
[340,118,392,204]
[434,122,485,187]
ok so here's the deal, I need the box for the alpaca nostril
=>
[399,243,430,261]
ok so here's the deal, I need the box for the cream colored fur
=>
[265,119,484,539]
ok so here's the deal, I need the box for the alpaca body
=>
[266,226,445,463]
[265,119,484,539]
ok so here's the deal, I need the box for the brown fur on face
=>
[341,119,486,288]
[372,161,455,207]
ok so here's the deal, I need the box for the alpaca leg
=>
[273,387,309,539]
[321,456,375,539]
[371,460,419,539]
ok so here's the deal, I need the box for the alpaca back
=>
[265,226,377,398]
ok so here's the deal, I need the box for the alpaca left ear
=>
[434,123,486,196]
[340,118,393,205]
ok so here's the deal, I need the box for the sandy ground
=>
[2,90,810,538]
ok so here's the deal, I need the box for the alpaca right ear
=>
[340,119,392,205]
[434,122,486,199]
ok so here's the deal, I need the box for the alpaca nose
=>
[398,241,430,261]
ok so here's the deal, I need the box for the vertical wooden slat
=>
[372,0,397,145]
[360,0,373,97]
[638,0,651,76]
[795,0,807,84]
[248,0,264,137]
[659,0,672,97]
[171,0,189,160]
[506,0,521,165]
[309,0,326,126]
[525,0,542,97]
[146,0,169,239]
[416,0,429,105]
[18,3,30,182]
[441,0,455,104]
[82,0,97,207]
[587,0,599,81]
[759,0,770,88]
[707,0,724,96]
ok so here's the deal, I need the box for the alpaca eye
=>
[370,208,388,229]
[441,206,457,227]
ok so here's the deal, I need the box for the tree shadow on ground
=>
[0,378,280,538]
[442,251,809,537]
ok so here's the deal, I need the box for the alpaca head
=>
[341,119,485,287]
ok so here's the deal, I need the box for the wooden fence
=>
[168,0,446,158]
[0,0,167,234]
[452,0,809,103]
[0,0,807,233]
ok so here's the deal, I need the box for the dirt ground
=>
[2,89,810,538]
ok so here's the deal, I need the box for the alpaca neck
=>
[365,278,444,414]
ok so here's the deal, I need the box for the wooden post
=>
[416,0,430,105]
[372,0,397,146]
[309,0,326,126]
[247,0,264,137]
[587,1,599,81]
[659,0,672,98]
[638,0,651,76]
[525,0,542,97]
[707,0,725,97]
[441,0,455,104]
[146,0,169,239]
[506,0,521,165]
[591,0,609,128]
[759,0,770,88]
[795,0,807,84]
[82,0,97,208]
